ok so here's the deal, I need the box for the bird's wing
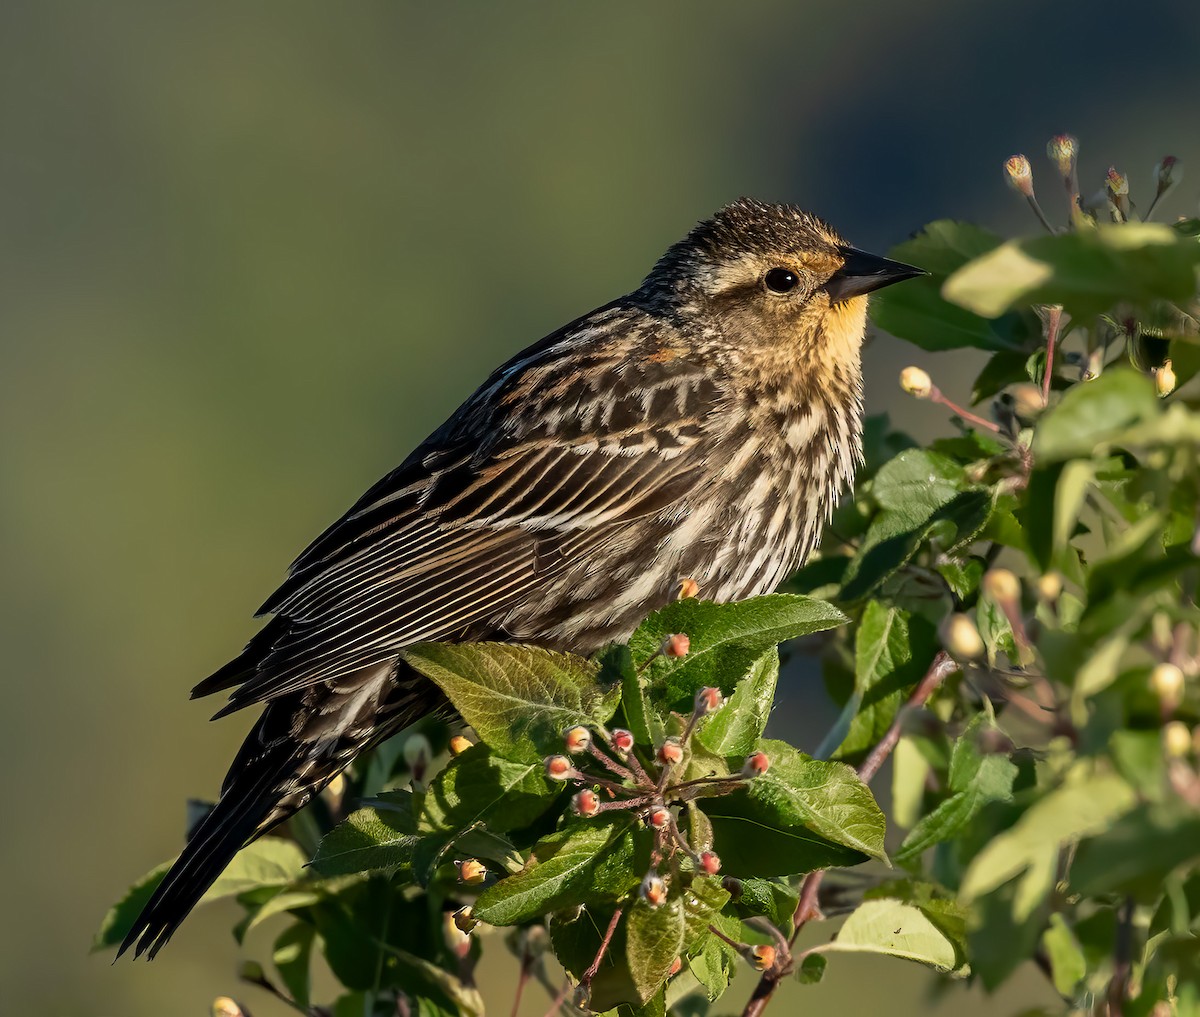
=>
[197,304,726,714]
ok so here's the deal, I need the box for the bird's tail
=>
[119,662,425,959]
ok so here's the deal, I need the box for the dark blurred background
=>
[3,2,1198,1014]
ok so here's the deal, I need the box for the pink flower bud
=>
[455,858,487,885]
[563,726,592,754]
[610,729,635,755]
[677,578,700,600]
[647,807,671,830]
[1004,155,1034,197]
[750,944,777,971]
[662,633,691,657]
[1046,134,1078,176]
[742,751,770,778]
[640,872,667,907]
[695,687,723,714]
[544,755,574,782]
[698,850,721,875]
[573,789,600,817]
[658,738,684,766]
[448,734,473,756]
[669,955,683,977]
[1154,156,1182,195]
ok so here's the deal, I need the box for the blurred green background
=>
[3,2,1198,1014]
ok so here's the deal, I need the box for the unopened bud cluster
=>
[532,668,766,926]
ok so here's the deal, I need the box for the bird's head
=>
[643,197,922,368]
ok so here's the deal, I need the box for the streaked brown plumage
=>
[121,197,920,958]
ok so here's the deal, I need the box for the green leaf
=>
[599,643,660,748]
[626,899,686,1003]
[681,876,732,949]
[1041,914,1085,996]
[733,878,799,933]
[1032,368,1160,463]
[628,595,846,713]
[550,906,639,1012]
[896,715,1015,864]
[960,770,1136,902]
[473,817,641,926]
[205,837,308,899]
[687,933,738,1001]
[409,743,558,881]
[311,792,421,878]
[871,449,967,515]
[870,220,1033,351]
[841,453,992,600]
[1070,803,1200,900]
[794,952,828,984]
[821,899,959,971]
[701,740,885,876]
[400,642,619,762]
[273,922,315,1008]
[695,650,778,757]
[943,222,1200,318]
[833,602,937,761]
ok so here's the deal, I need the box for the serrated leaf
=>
[408,743,558,881]
[401,643,618,762]
[681,876,731,949]
[701,740,885,876]
[629,595,846,713]
[960,771,1136,902]
[695,649,778,756]
[733,878,798,933]
[1032,368,1161,463]
[626,899,686,1003]
[943,222,1200,318]
[311,792,421,878]
[822,898,959,971]
[834,602,937,761]
[474,817,640,925]
[598,642,660,748]
[842,487,993,601]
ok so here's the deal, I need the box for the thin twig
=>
[740,652,958,1017]
[538,978,570,1017]
[1041,306,1063,405]
[1106,896,1135,1017]
[510,941,532,1017]
[581,907,624,989]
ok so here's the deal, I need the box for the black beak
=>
[825,246,926,304]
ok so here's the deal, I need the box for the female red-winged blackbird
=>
[121,197,920,958]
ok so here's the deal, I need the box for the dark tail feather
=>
[190,616,287,701]
[117,736,298,960]
[120,662,429,959]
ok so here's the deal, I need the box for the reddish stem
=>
[740,652,957,1017]
[1041,307,1063,405]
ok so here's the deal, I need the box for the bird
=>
[119,197,921,958]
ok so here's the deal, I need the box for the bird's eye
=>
[764,268,799,294]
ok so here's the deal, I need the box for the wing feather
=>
[201,305,727,715]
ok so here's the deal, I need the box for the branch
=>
[740,651,958,1017]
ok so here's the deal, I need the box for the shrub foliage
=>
[99,141,1200,1017]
